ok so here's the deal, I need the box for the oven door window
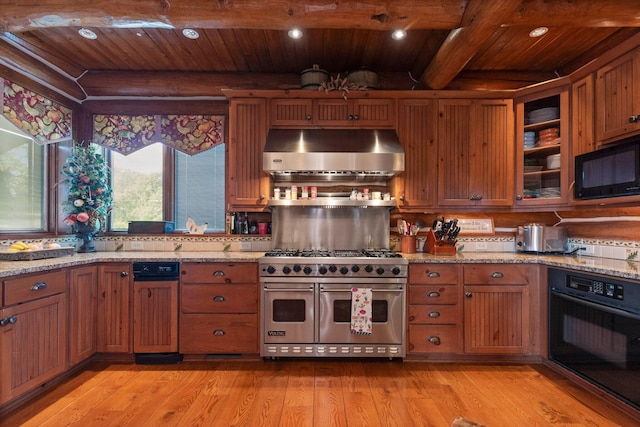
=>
[333,300,388,323]
[273,299,306,322]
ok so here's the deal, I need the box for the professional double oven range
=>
[259,248,407,358]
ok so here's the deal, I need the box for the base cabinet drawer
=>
[409,285,459,305]
[180,284,258,313]
[408,325,462,353]
[180,314,258,354]
[408,304,460,324]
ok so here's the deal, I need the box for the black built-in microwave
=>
[574,136,640,199]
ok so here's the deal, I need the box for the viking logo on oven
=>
[268,330,286,336]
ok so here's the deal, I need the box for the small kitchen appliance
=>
[516,224,568,254]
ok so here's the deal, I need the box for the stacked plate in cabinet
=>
[538,127,560,146]
[528,107,559,124]
[524,131,536,148]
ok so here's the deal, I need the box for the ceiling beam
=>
[0,40,85,100]
[0,0,465,32]
[420,0,524,90]
[1,0,640,34]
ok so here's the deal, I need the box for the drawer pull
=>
[428,311,440,318]
[427,291,440,298]
[31,282,47,291]
[213,296,226,302]
[0,316,17,327]
[213,271,225,277]
[427,336,441,345]
[213,329,226,336]
[427,271,440,278]
[490,272,504,278]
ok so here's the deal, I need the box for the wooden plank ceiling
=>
[0,0,639,102]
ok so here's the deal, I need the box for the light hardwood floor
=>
[2,360,638,426]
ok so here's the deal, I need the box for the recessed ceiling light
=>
[529,27,548,38]
[288,28,303,39]
[78,28,97,40]
[182,28,200,40]
[391,29,407,40]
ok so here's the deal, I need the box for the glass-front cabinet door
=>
[515,84,570,207]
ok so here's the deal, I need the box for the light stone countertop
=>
[1,251,639,281]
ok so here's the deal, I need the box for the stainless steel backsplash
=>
[270,206,390,250]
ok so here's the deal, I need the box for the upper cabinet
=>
[437,99,514,207]
[227,98,270,211]
[572,74,597,157]
[270,97,395,128]
[393,99,438,211]
[595,46,640,143]
[514,85,569,207]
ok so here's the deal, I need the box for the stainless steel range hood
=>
[263,129,404,185]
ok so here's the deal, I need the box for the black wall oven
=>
[548,268,640,410]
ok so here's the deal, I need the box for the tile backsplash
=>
[2,235,638,261]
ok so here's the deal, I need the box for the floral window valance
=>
[1,77,73,144]
[92,114,225,156]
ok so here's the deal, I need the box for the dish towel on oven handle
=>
[351,287,372,335]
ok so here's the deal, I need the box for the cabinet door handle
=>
[428,311,440,318]
[0,316,17,327]
[213,296,226,302]
[120,271,129,277]
[427,336,441,345]
[465,292,473,298]
[427,291,440,298]
[490,271,504,278]
[427,271,440,278]
[305,114,312,121]
[31,281,47,291]
[213,271,225,277]
[213,329,225,336]
[629,115,640,123]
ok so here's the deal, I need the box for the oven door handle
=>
[551,289,640,321]
[263,287,314,292]
[319,288,404,293]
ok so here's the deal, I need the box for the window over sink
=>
[109,143,225,232]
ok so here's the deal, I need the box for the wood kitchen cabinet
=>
[462,265,533,355]
[227,97,270,211]
[407,264,462,356]
[437,99,514,207]
[1,270,67,404]
[133,280,178,353]
[270,96,395,128]
[515,84,570,207]
[68,266,97,366]
[596,46,640,143]
[393,99,438,210]
[572,74,597,157]
[97,263,132,353]
[179,262,259,354]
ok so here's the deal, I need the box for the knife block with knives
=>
[426,218,460,255]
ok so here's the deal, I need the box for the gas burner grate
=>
[264,249,300,257]
[362,249,403,258]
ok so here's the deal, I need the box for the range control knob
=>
[266,266,276,274]
[376,267,385,275]
[282,266,291,274]
[329,264,338,273]
[351,265,360,273]
[303,266,313,275]
[391,267,401,275]
[293,264,302,272]
[319,266,328,275]
[340,266,349,275]
[364,265,374,273]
